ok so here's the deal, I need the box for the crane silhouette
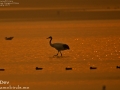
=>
[47,36,70,56]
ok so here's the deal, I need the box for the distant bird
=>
[5,37,14,40]
[47,36,70,56]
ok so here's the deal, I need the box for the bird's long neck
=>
[49,38,53,47]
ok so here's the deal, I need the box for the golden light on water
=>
[0,18,120,90]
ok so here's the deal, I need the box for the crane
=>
[47,36,70,56]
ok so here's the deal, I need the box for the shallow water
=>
[0,20,120,90]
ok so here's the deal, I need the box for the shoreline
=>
[0,10,120,22]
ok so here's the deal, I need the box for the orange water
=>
[0,20,120,90]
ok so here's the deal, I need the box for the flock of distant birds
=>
[1,66,120,71]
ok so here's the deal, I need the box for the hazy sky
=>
[1,0,120,9]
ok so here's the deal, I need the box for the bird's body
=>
[51,43,69,51]
[5,37,14,40]
[47,36,70,56]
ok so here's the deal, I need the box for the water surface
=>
[0,20,120,90]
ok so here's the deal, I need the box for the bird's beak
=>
[47,37,49,39]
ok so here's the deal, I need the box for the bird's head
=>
[47,36,52,39]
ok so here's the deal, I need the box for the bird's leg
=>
[57,51,59,56]
[60,51,62,56]
[54,51,59,56]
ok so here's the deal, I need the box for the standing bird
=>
[47,36,70,56]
